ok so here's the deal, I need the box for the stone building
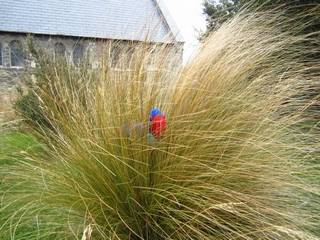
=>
[0,0,184,120]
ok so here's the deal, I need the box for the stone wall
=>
[0,32,183,122]
[0,68,26,122]
[0,33,97,121]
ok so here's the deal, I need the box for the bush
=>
[14,37,93,131]
[14,90,48,127]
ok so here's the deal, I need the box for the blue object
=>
[150,108,162,119]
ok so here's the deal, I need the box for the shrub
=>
[14,90,48,127]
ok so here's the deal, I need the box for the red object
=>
[150,115,166,138]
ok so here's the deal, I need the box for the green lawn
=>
[0,131,40,164]
[0,132,48,240]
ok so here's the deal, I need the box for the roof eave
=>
[153,0,185,44]
[0,29,181,45]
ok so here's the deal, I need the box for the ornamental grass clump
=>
[1,8,319,240]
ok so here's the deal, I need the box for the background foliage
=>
[202,0,320,36]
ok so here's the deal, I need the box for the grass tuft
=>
[1,7,319,239]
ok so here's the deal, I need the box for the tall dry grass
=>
[1,7,319,240]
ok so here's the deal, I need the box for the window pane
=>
[54,42,66,59]
[10,40,24,67]
[111,45,121,68]
[73,43,84,66]
[0,43,2,66]
[125,46,134,66]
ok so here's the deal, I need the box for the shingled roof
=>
[0,0,184,44]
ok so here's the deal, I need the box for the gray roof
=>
[0,0,184,43]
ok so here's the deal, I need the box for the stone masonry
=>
[0,33,183,122]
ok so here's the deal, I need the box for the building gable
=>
[0,0,183,44]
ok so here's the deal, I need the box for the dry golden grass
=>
[0,7,319,240]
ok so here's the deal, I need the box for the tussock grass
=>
[1,8,319,240]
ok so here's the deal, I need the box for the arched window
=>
[110,45,121,68]
[73,43,84,66]
[54,42,66,59]
[146,48,157,68]
[125,46,134,66]
[10,40,24,67]
[0,42,2,66]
